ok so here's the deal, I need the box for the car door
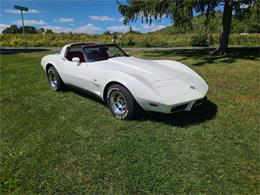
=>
[61,45,93,91]
[63,60,92,89]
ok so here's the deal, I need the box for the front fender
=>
[97,70,162,111]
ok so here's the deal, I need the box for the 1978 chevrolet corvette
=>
[41,42,208,119]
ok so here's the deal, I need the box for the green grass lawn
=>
[0,48,259,194]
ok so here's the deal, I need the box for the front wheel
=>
[106,84,141,119]
[47,66,64,91]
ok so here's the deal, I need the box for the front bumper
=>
[145,96,207,114]
[170,96,207,113]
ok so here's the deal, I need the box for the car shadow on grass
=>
[141,47,260,66]
[64,86,105,105]
[136,99,218,127]
[66,86,217,127]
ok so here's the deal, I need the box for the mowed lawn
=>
[0,48,259,194]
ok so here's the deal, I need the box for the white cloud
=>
[89,15,115,21]
[42,25,69,33]
[107,25,129,32]
[107,25,140,33]
[14,19,47,25]
[54,18,74,23]
[43,23,101,34]
[142,24,166,32]
[0,24,10,34]
[5,9,41,14]
[74,24,101,33]
[119,17,124,22]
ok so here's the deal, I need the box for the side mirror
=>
[72,57,80,63]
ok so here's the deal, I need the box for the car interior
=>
[65,45,86,62]
[84,47,109,62]
[66,45,110,62]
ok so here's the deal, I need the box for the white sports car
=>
[41,42,208,119]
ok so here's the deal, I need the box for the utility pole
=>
[119,34,122,47]
[14,5,28,49]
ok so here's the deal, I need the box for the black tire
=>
[47,66,64,91]
[106,84,141,119]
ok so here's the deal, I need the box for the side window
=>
[66,45,86,62]
[84,47,108,62]
[106,46,125,57]
[106,46,117,57]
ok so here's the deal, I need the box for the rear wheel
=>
[106,84,141,119]
[47,66,64,91]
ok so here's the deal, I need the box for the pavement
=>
[0,47,60,54]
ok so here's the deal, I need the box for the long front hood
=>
[107,57,180,81]
[97,57,208,103]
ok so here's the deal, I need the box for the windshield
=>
[83,44,128,62]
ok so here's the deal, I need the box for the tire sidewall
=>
[47,67,61,91]
[106,85,134,119]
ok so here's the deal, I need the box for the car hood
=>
[107,56,180,81]
[93,56,208,99]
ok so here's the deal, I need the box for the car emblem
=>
[190,85,196,89]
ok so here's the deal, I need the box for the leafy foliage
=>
[117,0,260,53]
[2,24,53,34]
[127,36,136,46]
[190,34,209,47]
[0,33,259,48]
[152,11,260,34]
[2,25,20,34]
[118,0,259,32]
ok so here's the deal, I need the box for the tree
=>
[37,28,45,34]
[104,31,111,35]
[20,26,37,34]
[2,25,20,34]
[45,29,54,34]
[2,25,48,34]
[112,33,118,44]
[212,0,233,54]
[117,0,259,54]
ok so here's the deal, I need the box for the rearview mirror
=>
[72,57,80,63]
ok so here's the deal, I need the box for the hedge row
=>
[1,33,259,48]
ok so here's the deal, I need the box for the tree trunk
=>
[212,0,233,55]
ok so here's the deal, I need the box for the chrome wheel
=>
[110,91,127,114]
[48,70,57,89]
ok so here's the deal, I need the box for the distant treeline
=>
[2,25,54,34]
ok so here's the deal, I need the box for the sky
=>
[0,0,173,34]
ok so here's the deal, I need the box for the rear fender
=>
[41,54,66,81]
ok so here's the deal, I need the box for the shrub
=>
[190,34,209,47]
[127,37,135,46]
[0,33,259,48]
